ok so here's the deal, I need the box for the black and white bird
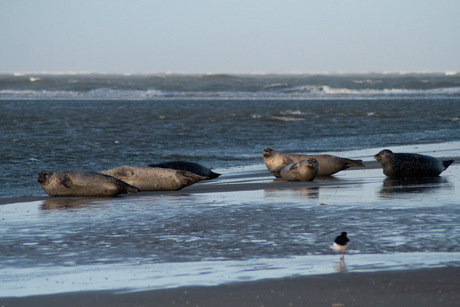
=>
[332,232,349,260]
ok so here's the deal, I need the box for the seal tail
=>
[124,183,140,194]
[442,160,454,171]
[345,159,365,168]
[208,170,221,179]
[173,171,208,190]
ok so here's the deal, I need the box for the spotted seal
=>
[100,166,206,191]
[36,170,139,197]
[273,158,319,181]
[263,148,365,177]
[148,161,221,179]
[374,149,454,178]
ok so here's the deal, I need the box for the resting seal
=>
[36,170,139,197]
[263,148,365,177]
[273,158,319,181]
[374,149,454,178]
[100,166,206,191]
[148,161,221,179]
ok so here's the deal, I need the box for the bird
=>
[332,232,349,260]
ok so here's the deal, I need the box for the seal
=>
[148,161,221,179]
[100,166,206,191]
[273,158,319,181]
[374,149,454,178]
[36,170,139,197]
[263,148,365,177]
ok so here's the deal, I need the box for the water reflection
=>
[379,176,451,195]
[334,259,347,272]
[265,187,320,199]
[40,198,110,210]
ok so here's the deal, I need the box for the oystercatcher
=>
[332,232,349,260]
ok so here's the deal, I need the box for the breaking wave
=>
[1,73,460,100]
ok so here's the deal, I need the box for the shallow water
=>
[1,154,459,297]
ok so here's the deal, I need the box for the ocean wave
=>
[1,86,459,100]
[1,73,460,100]
[270,116,305,122]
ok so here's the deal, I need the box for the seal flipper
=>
[123,183,140,194]
[115,168,135,178]
[283,156,295,165]
[177,171,207,182]
[271,167,283,178]
[345,159,365,168]
[442,160,454,171]
[61,175,73,188]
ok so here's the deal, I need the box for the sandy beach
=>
[2,266,459,307]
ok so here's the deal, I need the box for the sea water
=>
[1,73,459,199]
[0,73,459,296]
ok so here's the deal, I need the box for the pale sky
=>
[1,0,459,74]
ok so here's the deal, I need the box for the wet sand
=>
[1,158,456,205]
[2,266,459,307]
[1,157,459,305]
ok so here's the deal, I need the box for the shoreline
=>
[1,157,457,206]
[2,266,459,306]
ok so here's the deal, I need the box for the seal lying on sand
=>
[273,158,319,181]
[37,170,139,197]
[374,149,454,178]
[263,148,365,177]
[148,161,221,179]
[100,166,206,191]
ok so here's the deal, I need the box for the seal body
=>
[148,161,221,179]
[275,158,319,181]
[263,148,365,177]
[100,166,206,191]
[374,149,454,178]
[36,170,139,197]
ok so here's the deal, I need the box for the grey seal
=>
[148,161,221,179]
[274,158,319,181]
[100,166,206,191]
[374,149,454,178]
[263,148,365,177]
[36,170,139,197]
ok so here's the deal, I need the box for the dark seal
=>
[374,149,454,178]
[148,161,221,179]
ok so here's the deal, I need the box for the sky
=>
[1,0,459,74]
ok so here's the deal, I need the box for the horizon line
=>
[2,70,459,76]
